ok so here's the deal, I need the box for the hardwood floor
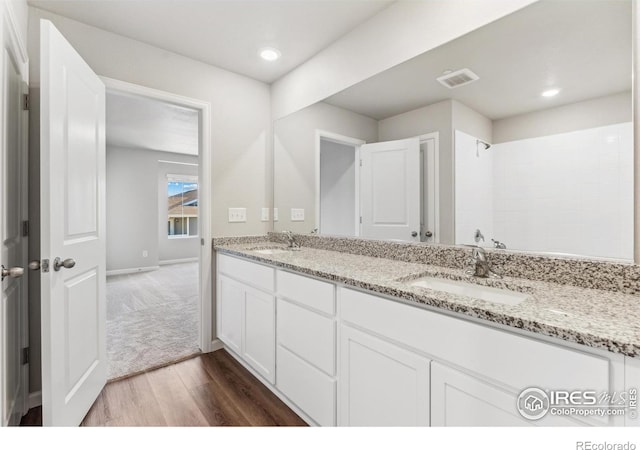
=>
[20,349,307,427]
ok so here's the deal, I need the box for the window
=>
[167,176,198,237]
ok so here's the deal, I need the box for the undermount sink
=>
[247,245,295,255]
[253,248,290,255]
[408,277,529,306]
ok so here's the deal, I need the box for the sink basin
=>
[408,277,529,306]
[253,248,290,255]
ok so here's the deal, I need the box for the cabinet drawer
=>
[218,253,274,292]
[340,287,611,395]
[277,345,336,426]
[277,270,335,315]
[277,298,335,375]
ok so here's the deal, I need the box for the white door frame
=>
[314,130,365,236]
[100,77,213,353]
[1,0,30,425]
[419,132,440,243]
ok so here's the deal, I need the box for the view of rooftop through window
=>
[168,180,198,237]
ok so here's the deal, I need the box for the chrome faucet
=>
[283,231,300,249]
[465,246,501,278]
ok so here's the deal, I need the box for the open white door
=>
[360,137,420,241]
[40,20,106,426]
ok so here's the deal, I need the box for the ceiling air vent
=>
[436,68,479,89]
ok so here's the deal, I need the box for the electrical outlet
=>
[228,207,247,223]
[142,250,148,258]
[261,208,270,221]
[273,208,279,221]
[291,208,305,222]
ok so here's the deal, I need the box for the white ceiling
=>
[28,0,394,83]
[324,0,632,121]
[106,92,199,155]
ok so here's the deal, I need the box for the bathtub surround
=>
[214,236,640,358]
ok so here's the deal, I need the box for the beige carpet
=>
[106,262,200,379]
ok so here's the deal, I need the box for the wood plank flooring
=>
[20,349,307,427]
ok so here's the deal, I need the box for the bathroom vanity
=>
[213,236,640,427]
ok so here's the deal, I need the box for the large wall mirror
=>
[273,0,633,261]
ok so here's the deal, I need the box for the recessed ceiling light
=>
[541,88,560,97]
[259,47,281,62]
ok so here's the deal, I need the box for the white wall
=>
[271,0,538,119]
[378,100,455,243]
[493,122,633,260]
[28,6,272,237]
[493,91,631,144]
[319,140,356,236]
[454,130,494,246]
[274,102,378,233]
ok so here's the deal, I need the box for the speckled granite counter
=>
[214,239,640,359]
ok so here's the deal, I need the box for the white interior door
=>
[360,137,420,241]
[40,19,106,426]
[1,7,29,425]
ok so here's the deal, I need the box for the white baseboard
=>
[106,266,159,277]
[28,391,42,409]
[159,258,198,266]
[210,339,224,352]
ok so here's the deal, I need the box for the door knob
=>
[425,231,433,238]
[1,265,24,281]
[53,257,76,271]
[411,231,418,237]
[29,260,41,270]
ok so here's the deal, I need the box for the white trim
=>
[28,391,42,409]
[167,173,198,182]
[159,258,198,266]
[314,130,365,236]
[210,339,224,352]
[418,132,440,243]
[106,266,159,277]
[101,76,213,353]
[159,160,198,167]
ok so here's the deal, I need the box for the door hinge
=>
[21,347,29,365]
[359,159,363,167]
[22,220,29,237]
[23,94,29,111]
[359,216,362,224]
[201,238,205,246]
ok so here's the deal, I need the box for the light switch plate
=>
[261,208,270,221]
[228,207,247,223]
[273,208,279,222]
[291,208,305,222]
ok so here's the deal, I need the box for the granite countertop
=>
[214,241,640,358]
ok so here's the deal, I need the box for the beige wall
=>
[271,0,538,119]
[452,100,493,144]
[274,102,378,233]
[29,6,272,237]
[493,91,632,144]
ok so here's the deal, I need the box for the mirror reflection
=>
[273,0,633,261]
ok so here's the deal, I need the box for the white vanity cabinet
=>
[216,254,276,383]
[216,253,632,427]
[339,324,430,426]
[275,270,337,426]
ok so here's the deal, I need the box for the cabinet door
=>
[243,285,275,383]
[431,362,580,427]
[217,274,243,355]
[339,325,430,426]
